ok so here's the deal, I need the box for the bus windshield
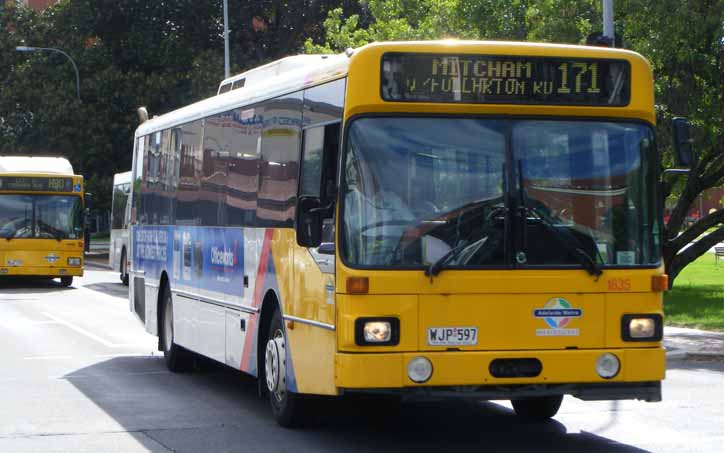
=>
[0,194,83,240]
[341,117,659,269]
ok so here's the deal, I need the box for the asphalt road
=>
[1,269,723,453]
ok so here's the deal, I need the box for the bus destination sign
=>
[381,53,630,106]
[0,176,74,192]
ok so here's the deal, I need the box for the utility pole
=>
[223,0,230,78]
[602,0,615,46]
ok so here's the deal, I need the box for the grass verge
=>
[665,253,724,331]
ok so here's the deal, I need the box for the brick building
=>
[19,0,58,11]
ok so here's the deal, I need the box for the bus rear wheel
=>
[160,283,193,372]
[264,309,312,428]
[120,249,129,286]
[60,276,73,287]
[511,395,563,421]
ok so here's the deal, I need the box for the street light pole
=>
[602,0,615,46]
[16,46,81,100]
[223,0,230,78]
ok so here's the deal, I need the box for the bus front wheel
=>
[264,309,311,427]
[160,284,193,372]
[60,276,73,287]
[511,395,563,421]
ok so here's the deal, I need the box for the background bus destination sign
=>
[0,176,73,192]
[381,53,630,106]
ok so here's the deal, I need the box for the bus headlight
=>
[364,322,391,342]
[621,314,662,341]
[67,257,81,266]
[355,317,399,346]
[407,356,433,383]
[595,353,620,379]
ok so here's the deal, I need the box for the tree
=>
[0,0,362,216]
[620,0,724,285]
[305,0,724,286]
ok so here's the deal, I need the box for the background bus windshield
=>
[341,117,659,269]
[0,195,83,240]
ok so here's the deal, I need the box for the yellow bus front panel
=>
[0,239,84,277]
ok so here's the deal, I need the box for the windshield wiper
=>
[425,240,471,278]
[425,207,506,278]
[38,221,65,241]
[516,160,601,278]
[519,206,603,278]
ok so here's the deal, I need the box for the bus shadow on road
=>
[0,277,76,293]
[84,281,129,299]
[63,355,649,453]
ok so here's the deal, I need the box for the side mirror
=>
[672,117,694,167]
[85,192,95,210]
[295,196,324,247]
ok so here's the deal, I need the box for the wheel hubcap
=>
[265,330,286,401]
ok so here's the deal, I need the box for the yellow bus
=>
[129,41,669,427]
[0,156,85,286]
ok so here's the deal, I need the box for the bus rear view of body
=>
[0,156,85,286]
[129,41,669,427]
[110,171,131,285]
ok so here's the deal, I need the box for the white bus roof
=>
[113,171,132,185]
[0,156,75,175]
[136,51,349,137]
[217,54,336,95]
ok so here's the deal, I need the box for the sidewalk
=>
[84,240,111,270]
[664,326,724,361]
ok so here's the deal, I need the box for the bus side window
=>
[300,122,340,243]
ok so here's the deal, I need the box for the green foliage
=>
[0,0,361,215]
[665,253,724,331]
[305,0,477,53]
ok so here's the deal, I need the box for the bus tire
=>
[511,395,563,421]
[265,309,310,428]
[60,276,73,287]
[160,283,192,372]
[120,249,129,286]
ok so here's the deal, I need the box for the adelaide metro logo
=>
[533,297,582,336]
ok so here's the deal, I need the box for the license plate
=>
[427,327,478,346]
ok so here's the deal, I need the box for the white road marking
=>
[23,355,73,360]
[55,370,169,380]
[40,311,150,349]
[41,311,118,347]
[92,353,155,359]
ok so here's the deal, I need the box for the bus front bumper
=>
[0,266,83,277]
[335,348,664,402]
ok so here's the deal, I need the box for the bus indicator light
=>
[346,277,369,294]
[651,275,669,292]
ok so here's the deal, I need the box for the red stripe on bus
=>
[240,229,274,373]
